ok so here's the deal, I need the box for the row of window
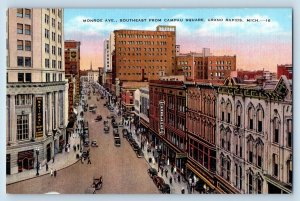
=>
[44,29,62,42]
[117,34,168,39]
[45,73,63,82]
[119,72,163,76]
[119,66,166,69]
[17,73,31,82]
[45,44,62,56]
[16,9,31,18]
[178,60,232,65]
[118,52,168,56]
[17,57,31,67]
[17,40,31,51]
[118,41,168,45]
[17,23,31,35]
[119,59,168,63]
[44,14,62,30]
[45,59,62,69]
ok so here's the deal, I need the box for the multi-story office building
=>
[176,48,236,80]
[114,25,176,81]
[64,40,80,107]
[139,87,150,137]
[103,32,115,84]
[6,8,67,175]
[215,76,292,194]
[149,80,186,172]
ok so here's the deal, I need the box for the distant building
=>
[277,64,292,79]
[235,70,276,81]
[176,48,236,80]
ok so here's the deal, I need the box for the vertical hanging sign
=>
[159,100,165,135]
[36,97,43,138]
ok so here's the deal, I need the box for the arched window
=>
[236,103,242,127]
[273,153,279,177]
[287,156,292,184]
[248,169,254,194]
[220,127,226,149]
[256,173,263,194]
[273,117,280,144]
[220,154,226,178]
[247,136,254,163]
[257,107,264,132]
[226,101,232,123]
[220,99,225,121]
[248,104,254,130]
[287,119,292,148]
[226,157,231,181]
[256,139,264,168]
[226,128,231,152]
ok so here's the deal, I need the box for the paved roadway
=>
[6,92,159,194]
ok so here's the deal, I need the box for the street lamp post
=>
[35,147,40,176]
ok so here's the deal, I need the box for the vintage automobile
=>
[114,138,121,147]
[91,140,98,147]
[114,133,120,139]
[83,138,90,147]
[147,168,158,178]
[122,129,128,138]
[112,122,118,129]
[136,148,144,158]
[113,128,119,135]
[104,126,110,133]
[95,115,102,122]
[153,176,165,190]
[92,176,103,190]
[161,184,170,194]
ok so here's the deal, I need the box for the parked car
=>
[83,138,90,147]
[104,126,110,133]
[114,138,121,147]
[161,184,170,194]
[136,149,144,158]
[103,120,108,125]
[112,122,118,129]
[147,168,158,178]
[91,140,98,147]
[122,129,128,137]
[114,133,120,139]
[113,128,119,135]
[153,176,165,190]
[95,115,102,122]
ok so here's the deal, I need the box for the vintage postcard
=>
[6,8,292,194]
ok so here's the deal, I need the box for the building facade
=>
[277,64,292,79]
[114,25,176,81]
[149,80,187,173]
[215,76,292,194]
[139,87,150,137]
[6,8,67,175]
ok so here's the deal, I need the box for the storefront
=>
[17,150,34,172]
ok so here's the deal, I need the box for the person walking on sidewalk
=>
[50,168,53,177]
[88,157,92,164]
[165,168,168,177]
[169,176,172,185]
[181,187,185,194]
[54,169,57,177]
[46,163,49,172]
[171,166,174,174]
[178,174,181,183]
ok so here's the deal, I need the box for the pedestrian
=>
[171,166,174,174]
[169,176,172,185]
[178,174,181,183]
[54,169,57,177]
[181,187,185,194]
[165,168,168,177]
[174,166,177,174]
[189,178,192,186]
[88,157,92,164]
[81,156,84,164]
[52,157,55,163]
[46,163,49,171]
[50,168,53,176]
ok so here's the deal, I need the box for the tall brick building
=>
[176,49,236,81]
[114,25,176,82]
[64,40,81,116]
[277,64,292,79]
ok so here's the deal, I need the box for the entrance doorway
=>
[6,154,11,175]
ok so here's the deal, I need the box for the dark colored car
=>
[114,138,121,147]
[112,122,118,129]
[91,140,98,147]
[161,184,170,194]
[114,133,120,139]
[122,129,128,137]
[95,115,102,122]
[83,138,90,147]
[153,176,165,190]
[147,168,158,178]
[136,149,144,158]
[113,128,119,135]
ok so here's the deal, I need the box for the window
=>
[59,73,62,81]
[25,41,31,51]
[52,60,56,68]
[287,159,292,184]
[18,73,24,82]
[226,130,231,151]
[45,29,49,38]
[17,23,23,34]
[25,9,31,18]
[46,73,50,82]
[256,141,263,168]
[17,9,23,17]
[17,40,23,50]
[58,61,62,69]
[17,115,29,140]
[248,172,253,194]
[45,59,50,68]
[58,35,61,43]
[273,154,279,177]
[52,46,56,55]
[257,109,263,132]
[226,102,232,123]
[236,104,242,127]
[17,57,24,66]
[45,14,49,24]
[52,18,55,28]
[248,106,254,129]
[221,155,226,178]
[52,32,56,41]
[25,73,31,82]
[58,47,61,56]
[45,43,49,53]
[226,158,231,181]
[15,94,32,105]
[247,138,253,163]
[287,119,292,147]
[273,117,280,144]
[25,57,31,67]
[25,25,31,35]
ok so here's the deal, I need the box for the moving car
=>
[95,115,102,122]
[114,138,121,147]
[91,140,98,147]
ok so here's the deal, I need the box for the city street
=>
[7,92,159,194]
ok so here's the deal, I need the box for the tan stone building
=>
[6,8,67,175]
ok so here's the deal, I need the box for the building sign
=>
[159,100,165,135]
[35,97,43,138]
[176,153,187,159]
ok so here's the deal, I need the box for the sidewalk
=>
[125,123,196,194]
[7,106,83,185]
